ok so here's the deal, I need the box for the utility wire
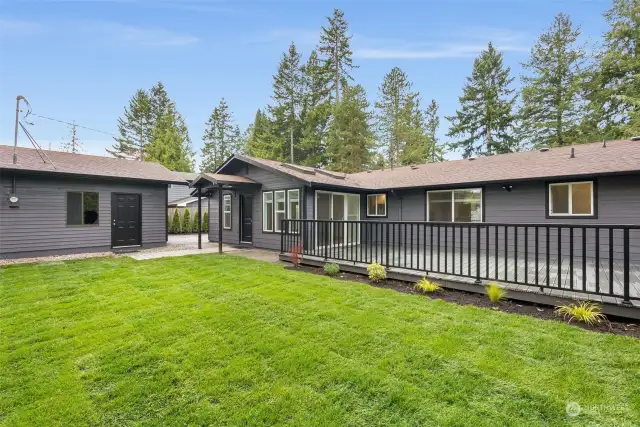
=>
[30,113,122,139]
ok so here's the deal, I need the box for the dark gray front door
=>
[241,194,253,243]
[111,193,141,247]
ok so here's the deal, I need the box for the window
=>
[288,189,300,233]
[427,188,482,222]
[67,192,99,225]
[549,181,593,216]
[274,190,286,232]
[223,194,231,229]
[367,194,387,217]
[263,191,274,232]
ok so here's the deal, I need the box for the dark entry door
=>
[111,193,141,247]
[240,194,253,243]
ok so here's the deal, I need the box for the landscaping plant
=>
[168,214,173,234]
[414,278,441,293]
[367,262,386,282]
[193,210,199,233]
[555,301,607,325]
[485,282,506,303]
[290,243,303,267]
[323,263,340,276]
[183,208,192,233]
[202,211,209,233]
[171,209,182,234]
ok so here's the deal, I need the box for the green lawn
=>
[1,255,639,426]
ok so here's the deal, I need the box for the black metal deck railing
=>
[281,219,640,304]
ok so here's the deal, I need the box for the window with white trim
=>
[427,188,482,222]
[288,189,300,233]
[548,181,593,216]
[367,194,386,217]
[263,191,273,232]
[223,194,231,229]
[274,190,286,232]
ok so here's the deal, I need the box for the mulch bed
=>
[287,265,640,338]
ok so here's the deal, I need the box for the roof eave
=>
[0,167,188,185]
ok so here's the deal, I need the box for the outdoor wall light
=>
[502,184,513,192]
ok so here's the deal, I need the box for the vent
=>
[315,169,346,179]
[632,136,640,141]
[468,157,476,161]
[539,147,550,152]
[281,163,316,175]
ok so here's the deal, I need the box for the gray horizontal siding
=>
[0,172,167,258]
[167,183,191,204]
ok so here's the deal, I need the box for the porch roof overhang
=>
[189,173,260,195]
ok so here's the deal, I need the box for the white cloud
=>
[0,17,199,47]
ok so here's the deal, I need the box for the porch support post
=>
[197,185,202,250]
[218,184,223,254]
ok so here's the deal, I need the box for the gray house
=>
[0,145,187,259]
[192,139,640,311]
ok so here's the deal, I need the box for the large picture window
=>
[548,181,594,216]
[427,188,482,222]
[263,192,274,232]
[67,191,99,226]
[223,194,232,229]
[274,190,286,232]
[367,194,387,217]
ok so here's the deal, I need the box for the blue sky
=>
[0,0,611,164]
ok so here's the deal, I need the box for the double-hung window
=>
[223,194,231,229]
[427,188,482,222]
[287,189,300,233]
[367,194,386,217]
[548,181,594,216]
[263,192,274,232]
[274,190,286,232]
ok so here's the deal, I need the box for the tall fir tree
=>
[325,85,374,172]
[398,99,445,165]
[270,42,305,163]
[299,50,332,167]
[61,122,82,154]
[318,8,357,104]
[108,89,152,159]
[446,43,518,157]
[146,111,194,172]
[201,99,243,172]
[149,81,172,123]
[584,0,640,139]
[520,13,586,147]
[424,100,445,162]
[246,109,283,160]
[375,67,419,168]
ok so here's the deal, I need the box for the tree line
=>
[109,0,639,172]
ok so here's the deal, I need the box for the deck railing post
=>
[475,226,481,284]
[623,228,631,305]
[280,220,284,254]
[385,223,390,267]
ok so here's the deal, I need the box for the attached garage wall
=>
[0,172,167,259]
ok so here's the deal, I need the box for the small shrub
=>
[167,214,173,234]
[193,210,199,233]
[183,208,191,233]
[171,209,182,234]
[485,282,506,303]
[555,301,607,325]
[414,278,440,293]
[367,262,386,282]
[202,211,209,233]
[290,243,303,267]
[324,263,340,276]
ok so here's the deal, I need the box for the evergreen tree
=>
[584,0,640,139]
[424,100,445,162]
[168,214,173,234]
[246,109,283,160]
[375,67,419,168]
[318,8,357,104]
[271,42,305,163]
[397,98,446,166]
[149,81,172,123]
[299,50,332,167]
[171,209,182,234]
[520,13,586,147]
[61,122,82,153]
[325,85,374,172]
[446,43,518,157]
[202,211,209,233]
[146,111,194,171]
[201,99,243,172]
[183,208,191,234]
[193,210,199,233]
[108,89,152,159]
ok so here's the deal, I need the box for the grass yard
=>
[1,255,639,426]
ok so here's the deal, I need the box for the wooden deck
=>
[305,243,640,306]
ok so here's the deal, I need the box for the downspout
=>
[197,185,202,250]
[218,184,223,254]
